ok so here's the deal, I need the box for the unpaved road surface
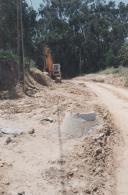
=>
[0,80,115,195]
[80,81,128,195]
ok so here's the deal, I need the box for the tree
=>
[0,0,128,78]
[119,43,128,66]
[0,0,37,59]
[0,0,17,51]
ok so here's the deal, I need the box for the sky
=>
[27,0,128,10]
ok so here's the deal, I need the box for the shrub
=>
[0,50,17,60]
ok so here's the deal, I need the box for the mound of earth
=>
[0,63,53,99]
[29,67,53,87]
[23,68,53,96]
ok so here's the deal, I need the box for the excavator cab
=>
[53,64,61,83]
[53,64,60,73]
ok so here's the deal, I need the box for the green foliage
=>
[100,66,128,76]
[0,0,37,59]
[104,50,118,67]
[0,50,17,60]
[0,0,17,50]
[100,67,120,75]
[36,0,128,77]
[119,43,128,66]
[0,0,128,77]
[99,66,128,88]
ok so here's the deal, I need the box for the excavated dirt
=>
[0,66,53,99]
[0,80,116,195]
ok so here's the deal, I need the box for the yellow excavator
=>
[44,46,61,82]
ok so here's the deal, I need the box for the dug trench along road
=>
[77,79,128,195]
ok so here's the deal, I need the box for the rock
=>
[0,162,4,167]
[85,189,91,194]
[41,118,53,123]
[72,188,78,193]
[13,133,18,138]
[0,127,23,135]
[5,137,12,145]
[71,167,78,172]
[94,133,105,141]
[67,171,74,178]
[28,129,35,135]
[57,159,66,165]
[95,167,103,174]
[93,187,98,192]
[78,112,96,121]
[17,192,25,195]
[95,148,102,156]
[4,182,10,186]
[0,161,12,167]
[105,128,111,136]
[0,133,3,137]
[61,112,97,138]
[103,113,108,120]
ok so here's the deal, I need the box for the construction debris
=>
[61,112,97,138]
[28,129,35,135]
[5,137,12,145]
[0,128,23,135]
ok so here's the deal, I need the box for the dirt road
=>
[83,81,128,195]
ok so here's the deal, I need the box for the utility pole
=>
[17,0,20,82]
[79,48,82,76]
[20,0,25,90]
[17,0,25,91]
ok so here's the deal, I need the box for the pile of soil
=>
[29,67,53,87]
[0,62,53,99]
[23,68,53,96]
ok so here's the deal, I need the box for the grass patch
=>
[100,66,128,77]
[99,66,128,87]
[99,67,120,75]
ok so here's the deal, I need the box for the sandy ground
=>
[0,80,116,195]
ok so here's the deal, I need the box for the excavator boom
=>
[44,46,53,75]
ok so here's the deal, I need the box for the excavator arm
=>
[44,46,53,75]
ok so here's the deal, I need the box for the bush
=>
[0,50,17,60]
[119,44,128,66]
[105,49,118,67]
[100,67,120,75]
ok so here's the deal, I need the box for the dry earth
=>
[0,80,116,195]
[75,76,128,195]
